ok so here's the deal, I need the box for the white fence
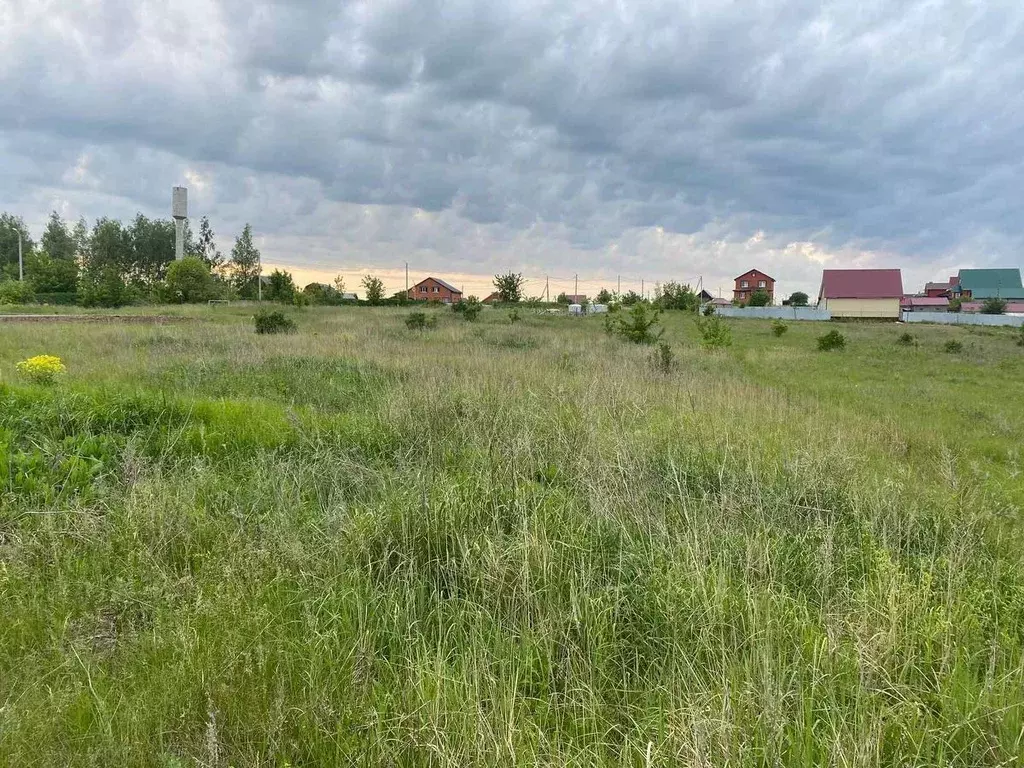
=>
[901,311,1024,327]
[712,306,832,321]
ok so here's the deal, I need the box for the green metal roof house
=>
[952,268,1024,300]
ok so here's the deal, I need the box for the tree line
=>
[0,211,273,307]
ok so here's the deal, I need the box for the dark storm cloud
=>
[2,0,1024,282]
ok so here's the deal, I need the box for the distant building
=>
[818,269,903,318]
[960,301,1024,314]
[950,269,1024,300]
[482,292,501,304]
[924,280,954,298]
[698,289,714,303]
[409,277,463,304]
[901,296,949,312]
[733,269,775,303]
[561,294,588,304]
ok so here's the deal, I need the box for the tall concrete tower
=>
[172,186,188,260]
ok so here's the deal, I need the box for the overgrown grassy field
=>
[2,306,1023,766]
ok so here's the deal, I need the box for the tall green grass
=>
[0,307,1022,765]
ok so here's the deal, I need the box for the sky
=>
[2,0,1023,299]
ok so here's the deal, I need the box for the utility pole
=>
[574,273,578,301]
[257,251,262,302]
[545,276,549,303]
[405,262,409,295]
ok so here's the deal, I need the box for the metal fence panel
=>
[901,311,1024,327]
[713,306,832,321]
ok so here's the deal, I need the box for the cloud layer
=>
[3,0,1023,296]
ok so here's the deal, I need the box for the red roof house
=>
[818,269,903,318]
[733,269,776,304]
[409,277,463,304]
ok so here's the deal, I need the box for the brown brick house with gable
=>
[409,277,463,304]
[734,269,775,303]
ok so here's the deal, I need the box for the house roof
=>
[413,276,462,294]
[819,269,903,299]
[961,301,1024,313]
[482,292,501,303]
[698,289,714,301]
[956,268,1024,299]
[901,296,949,307]
[710,297,732,306]
[924,281,951,291]
[735,269,776,282]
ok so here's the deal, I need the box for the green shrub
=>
[453,297,482,322]
[696,315,732,349]
[981,297,1007,315]
[897,332,916,346]
[944,339,963,354]
[164,256,214,303]
[702,303,716,316]
[1017,325,1024,347]
[771,319,789,337]
[0,279,36,305]
[253,310,296,334]
[607,302,663,344]
[747,289,771,307]
[508,309,520,324]
[817,329,846,351]
[406,312,438,330]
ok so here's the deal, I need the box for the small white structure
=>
[568,303,584,316]
[589,303,608,314]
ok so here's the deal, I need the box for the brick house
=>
[733,269,775,303]
[409,277,463,304]
[924,279,954,298]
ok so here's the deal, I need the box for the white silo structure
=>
[172,186,188,260]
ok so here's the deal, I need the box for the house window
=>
[741,281,749,288]
[758,280,766,288]
[432,286,439,293]
[420,286,427,292]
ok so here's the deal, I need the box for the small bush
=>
[747,289,771,307]
[981,297,1007,315]
[508,309,520,324]
[696,315,732,349]
[405,312,428,330]
[702,303,716,316]
[607,302,663,344]
[1017,326,1024,347]
[16,355,67,385]
[817,329,846,351]
[653,341,674,373]
[944,339,963,354]
[771,319,789,337]
[453,297,482,321]
[897,332,916,346]
[253,310,296,335]
[0,280,36,305]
